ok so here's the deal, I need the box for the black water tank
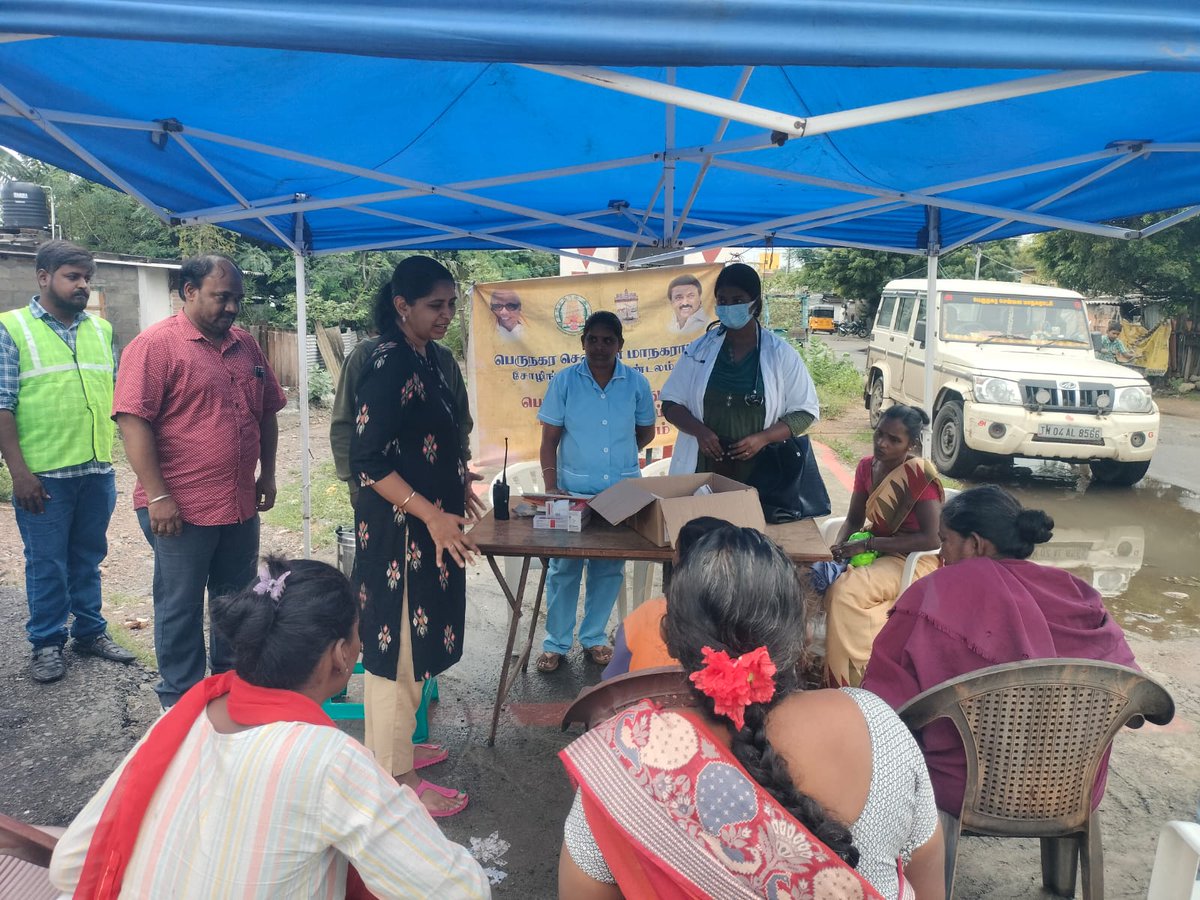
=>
[1,181,51,230]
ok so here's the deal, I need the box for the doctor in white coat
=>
[660,263,819,481]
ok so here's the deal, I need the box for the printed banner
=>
[468,264,722,466]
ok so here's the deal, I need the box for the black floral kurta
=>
[350,333,467,682]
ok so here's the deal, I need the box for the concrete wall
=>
[0,249,174,351]
[137,267,173,331]
[0,249,38,313]
[88,262,141,350]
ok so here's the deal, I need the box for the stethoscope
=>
[681,322,764,407]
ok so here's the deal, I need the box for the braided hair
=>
[663,525,860,865]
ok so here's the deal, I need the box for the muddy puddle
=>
[960,461,1200,640]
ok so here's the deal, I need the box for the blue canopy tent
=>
[3,1,1200,550]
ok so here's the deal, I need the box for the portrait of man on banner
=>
[488,287,525,342]
[665,273,709,336]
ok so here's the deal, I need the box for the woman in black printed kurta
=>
[350,256,478,817]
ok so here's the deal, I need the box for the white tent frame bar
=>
[618,178,667,267]
[1140,204,1200,237]
[166,126,655,245]
[623,145,1153,259]
[0,81,171,223]
[328,205,624,249]
[708,158,1138,239]
[939,150,1148,254]
[662,67,677,245]
[293,208,311,557]
[522,65,1140,139]
[2,72,1197,262]
[169,132,298,251]
[923,209,940,457]
[318,205,625,268]
[541,142,1160,266]
[0,98,654,246]
[673,66,754,245]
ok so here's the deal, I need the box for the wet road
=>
[821,331,1200,640]
[1149,405,1200,493]
[956,460,1200,641]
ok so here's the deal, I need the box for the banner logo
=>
[554,294,591,335]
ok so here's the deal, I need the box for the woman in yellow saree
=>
[825,406,943,687]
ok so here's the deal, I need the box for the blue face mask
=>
[716,302,754,331]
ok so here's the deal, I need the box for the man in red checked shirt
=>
[114,255,287,708]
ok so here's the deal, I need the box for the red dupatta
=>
[560,699,886,900]
[74,671,375,900]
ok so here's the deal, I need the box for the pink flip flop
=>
[413,743,449,770]
[416,780,469,818]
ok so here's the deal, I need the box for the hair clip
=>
[689,645,777,731]
[252,563,289,604]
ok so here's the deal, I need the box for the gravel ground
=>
[1,400,1197,898]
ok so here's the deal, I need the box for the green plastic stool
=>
[324,662,438,743]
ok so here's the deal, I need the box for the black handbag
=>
[746,434,831,523]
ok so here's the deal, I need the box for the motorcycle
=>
[836,319,870,338]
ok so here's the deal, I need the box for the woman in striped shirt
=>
[49,557,489,899]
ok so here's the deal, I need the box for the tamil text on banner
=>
[468,264,722,466]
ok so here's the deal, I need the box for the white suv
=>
[864,279,1158,486]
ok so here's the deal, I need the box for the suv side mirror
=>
[913,321,926,345]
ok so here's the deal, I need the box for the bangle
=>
[541,466,555,473]
[148,494,171,505]
[398,489,419,510]
[867,537,876,551]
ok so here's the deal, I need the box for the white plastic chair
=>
[819,487,959,593]
[1147,821,1200,900]
[492,459,545,498]
[487,462,650,624]
[640,457,673,477]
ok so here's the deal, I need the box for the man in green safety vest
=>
[0,240,135,683]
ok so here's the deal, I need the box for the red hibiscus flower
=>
[688,646,777,731]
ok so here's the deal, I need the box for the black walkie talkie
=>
[492,437,511,520]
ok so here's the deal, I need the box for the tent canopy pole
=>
[294,205,312,558]
[923,206,940,459]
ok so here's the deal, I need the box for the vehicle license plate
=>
[1035,543,1090,562]
[1036,423,1101,441]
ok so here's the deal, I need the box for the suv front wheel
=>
[931,400,985,477]
[868,377,885,428]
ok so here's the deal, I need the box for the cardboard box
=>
[588,473,765,547]
[532,498,591,532]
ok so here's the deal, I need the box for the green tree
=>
[794,239,1029,315]
[798,248,913,303]
[1031,213,1200,310]
[1,154,178,258]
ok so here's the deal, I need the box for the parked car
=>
[864,279,1158,485]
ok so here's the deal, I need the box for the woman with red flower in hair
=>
[558,524,945,900]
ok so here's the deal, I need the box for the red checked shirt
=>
[113,313,287,526]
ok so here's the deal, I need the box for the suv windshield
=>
[941,291,1090,347]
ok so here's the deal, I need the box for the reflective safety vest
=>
[0,306,115,473]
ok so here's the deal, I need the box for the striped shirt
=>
[49,715,490,899]
[0,297,115,478]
